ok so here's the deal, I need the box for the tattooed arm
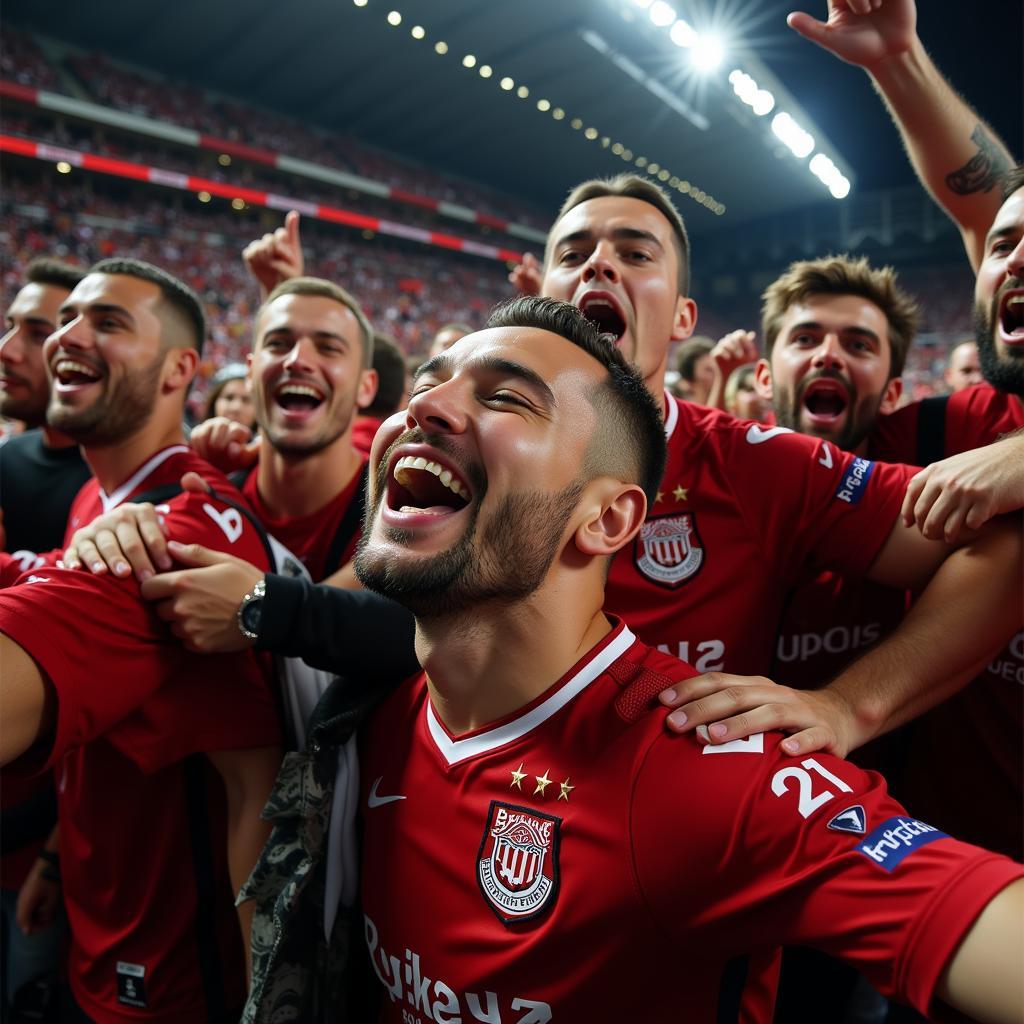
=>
[789,0,1015,273]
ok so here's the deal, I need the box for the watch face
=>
[242,599,262,635]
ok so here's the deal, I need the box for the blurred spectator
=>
[724,364,770,422]
[203,362,255,429]
[673,337,715,405]
[944,340,983,392]
[352,331,406,455]
[428,321,474,358]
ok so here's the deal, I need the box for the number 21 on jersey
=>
[771,758,853,819]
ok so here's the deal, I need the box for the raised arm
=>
[789,0,1016,271]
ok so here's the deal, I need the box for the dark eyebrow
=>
[58,301,135,326]
[262,326,348,344]
[415,353,556,409]
[788,320,880,344]
[984,221,1021,246]
[551,227,664,252]
[414,353,451,381]
[476,356,557,409]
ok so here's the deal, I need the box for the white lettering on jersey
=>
[771,757,853,819]
[701,732,765,755]
[745,424,793,445]
[25,574,51,584]
[11,550,45,573]
[818,441,834,469]
[365,914,552,1023]
[656,639,725,673]
[202,503,243,544]
[776,623,881,664]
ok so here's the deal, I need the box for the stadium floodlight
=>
[647,162,660,173]
[500,76,514,90]
[56,161,72,174]
[537,98,551,111]
[197,191,211,203]
[434,41,448,54]
[752,89,775,116]
[829,178,851,199]
[635,155,647,167]
[648,1,676,28]
[517,85,529,98]
[772,112,814,159]
[621,148,633,161]
[584,127,599,140]
[658,169,670,181]
[352,0,368,6]
[632,0,654,7]
[612,142,624,155]
[570,118,583,130]
[411,25,425,39]
[669,18,697,47]
[691,33,724,72]
[386,10,401,26]
[462,54,476,68]
[479,64,493,78]
[552,107,565,120]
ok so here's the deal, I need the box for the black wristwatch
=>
[236,578,267,642]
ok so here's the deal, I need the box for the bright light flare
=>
[691,32,724,72]
[648,1,676,28]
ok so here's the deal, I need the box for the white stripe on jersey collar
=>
[425,623,637,767]
[663,393,679,441]
[99,445,191,512]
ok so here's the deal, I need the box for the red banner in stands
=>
[0,135,524,265]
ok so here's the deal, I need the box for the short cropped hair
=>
[25,258,84,293]
[365,332,407,418]
[760,254,920,378]
[1001,164,1024,203]
[675,338,714,382]
[90,257,206,356]
[549,174,691,294]
[485,296,666,507]
[260,277,374,367]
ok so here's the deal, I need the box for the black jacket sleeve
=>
[256,574,419,681]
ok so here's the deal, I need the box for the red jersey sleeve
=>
[631,732,1023,1017]
[0,489,280,771]
[871,385,1024,463]
[712,422,917,583]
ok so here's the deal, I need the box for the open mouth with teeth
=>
[578,295,627,342]
[999,291,1024,346]
[54,358,103,389]
[800,379,849,424]
[273,381,325,416]
[386,454,472,518]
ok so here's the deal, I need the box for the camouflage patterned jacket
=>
[240,675,393,1023]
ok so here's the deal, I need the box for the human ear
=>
[753,358,774,401]
[574,480,647,558]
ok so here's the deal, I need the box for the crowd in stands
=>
[1,173,511,417]
[4,27,550,232]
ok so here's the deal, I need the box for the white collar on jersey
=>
[98,444,191,513]
[663,392,679,441]
[425,623,637,767]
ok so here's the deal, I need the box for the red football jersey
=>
[360,622,1021,1022]
[0,445,282,1023]
[872,385,1024,858]
[605,398,915,674]
[242,453,367,581]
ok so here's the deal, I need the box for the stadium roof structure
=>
[5,0,1020,234]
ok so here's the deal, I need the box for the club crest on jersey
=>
[634,512,704,588]
[827,804,867,835]
[477,801,561,925]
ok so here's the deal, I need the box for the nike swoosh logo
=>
[745,424,793,445]
[367,776,407,808]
